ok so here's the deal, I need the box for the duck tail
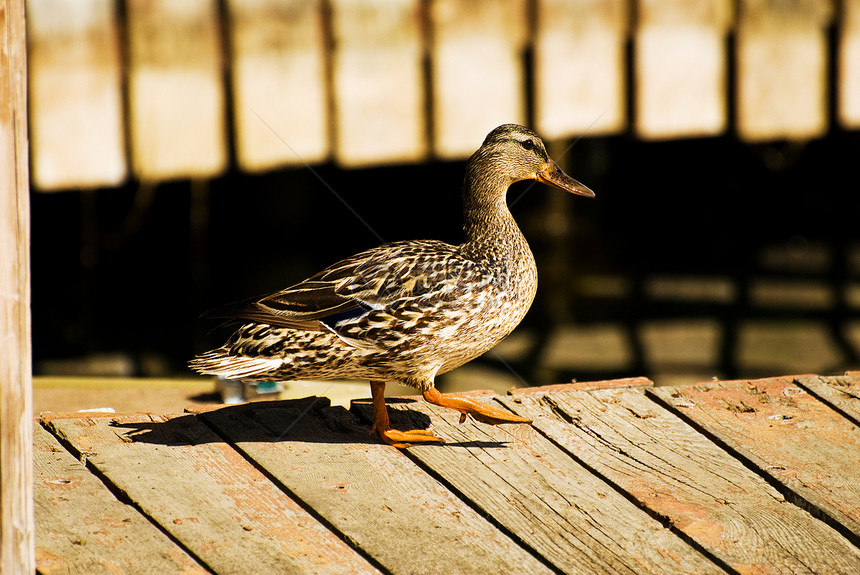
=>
[189,348,284,381]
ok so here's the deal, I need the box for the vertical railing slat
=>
[430,0,527,158]
[331,0,426,167]
[227,0,329,171]
[635,0,732,139]
[736,0,833,142]
[28,0,126,190]
[127,0,227,180]
[839,0,860,129]
[534,0,628,140]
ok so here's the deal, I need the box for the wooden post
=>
[0,0,34,573]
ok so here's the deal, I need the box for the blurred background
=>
[26,0,860,404]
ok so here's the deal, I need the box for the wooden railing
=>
[27,0,859,190]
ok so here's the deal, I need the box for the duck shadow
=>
[110,396,512,449]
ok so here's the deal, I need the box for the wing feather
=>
[201,240,466,333]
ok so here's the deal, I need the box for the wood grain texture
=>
[795,375,860,422]
[201,398,551,575]
[352,397,721,574]
[43,408,379,575]
[651,377,860,544]
[0,0,33,571]
[508,376,653,395]
[34,424,206,574]
[500,387,860,574]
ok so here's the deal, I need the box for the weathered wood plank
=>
[43,406,379,575]
[430,0,527,158]
[34,423,206,574]
[499,388,860,574]
[651,377,860,542]
[0,0,33,570]
[227,0,329,171]
[352,398,721,574]
[635,0,731,139]
[126,0,227,180]
[533,0,628,139]
[795,375,860,422]
[735,0,833,141]
[200,398,551,575]
[508,376,653,395]
[27,0,126,190]
[331,0,426,167]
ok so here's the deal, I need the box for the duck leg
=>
[422,388,532,426]
[369,381,444,447]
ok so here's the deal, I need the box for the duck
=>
[190,124,595,447]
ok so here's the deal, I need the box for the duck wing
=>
[202,240,465,333]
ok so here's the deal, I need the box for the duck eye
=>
[521,138,536,151]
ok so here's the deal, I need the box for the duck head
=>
[468,124,595,199]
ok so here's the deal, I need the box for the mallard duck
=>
[191,124,594,446]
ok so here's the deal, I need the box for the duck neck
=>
[460,165,527,261]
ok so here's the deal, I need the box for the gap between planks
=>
[497,378,860,573]
[35,417,219,574]
[36,375,860,574]
[38,406,384,575]
[646,376,860,551]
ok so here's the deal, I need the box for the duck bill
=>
[537,162,595,198]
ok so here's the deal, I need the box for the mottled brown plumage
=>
[190,124,594,446]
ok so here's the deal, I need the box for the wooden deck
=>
[35,374,860,574]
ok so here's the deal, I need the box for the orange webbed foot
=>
[422,388,532,426]
[369,381,444,448]
[370,421,444,448]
